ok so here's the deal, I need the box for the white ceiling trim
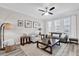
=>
[0,3,79,20]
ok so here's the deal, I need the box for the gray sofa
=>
[50,32,68,43]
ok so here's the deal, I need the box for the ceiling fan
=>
[38,6,55,16]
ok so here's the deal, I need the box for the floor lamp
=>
[0,23,12,50]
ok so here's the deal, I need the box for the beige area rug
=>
[0,45,27,56]
[20,43,67,56]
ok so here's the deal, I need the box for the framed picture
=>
[24,20,32,28]
[33,21,40,28]
[17,20,23,27]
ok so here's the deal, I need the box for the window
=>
[47,21,52,32]
[54,20,61,32]
[46,17,71,34]
[63,17,71,34]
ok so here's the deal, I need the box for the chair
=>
[30,33,41,43]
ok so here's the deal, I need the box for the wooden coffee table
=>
[37,39,60,54]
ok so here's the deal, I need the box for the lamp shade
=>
[49,32,51,36]
[3,23,13,30]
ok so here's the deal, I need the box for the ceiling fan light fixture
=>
[44,12,49,15]
[38,6,55,16]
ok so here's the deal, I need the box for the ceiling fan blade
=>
[49,7,55,11]
[41,13,45,16]
[48,12,53,15]
[38,9,45,12]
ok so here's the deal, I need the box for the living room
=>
[0,3,79,56]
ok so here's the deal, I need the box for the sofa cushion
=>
[61,34,66,38]
[53,34,60,37]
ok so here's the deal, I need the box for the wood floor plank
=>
[74,44,77,56]
[76,44,79,56]
[55,43,67,56]
[61,44,70,56]
[69,44,74,56]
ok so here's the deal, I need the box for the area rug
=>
[0,45,27,56]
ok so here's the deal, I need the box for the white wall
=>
[76,14,79,42]
[70,15,77,38]
[0,7,44,46]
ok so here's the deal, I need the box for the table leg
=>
[50,46,52,54]
[20,37,24,45]
[56,41,60,46]
[29,37,31,43]
[20,38,22,45]
[58,41,60,46]
[25,38,27,44]
[23,38,25,45]
[37,41,39,48]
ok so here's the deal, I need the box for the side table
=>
[20,36,31,45]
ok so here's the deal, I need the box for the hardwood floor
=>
[20,43,79,56]
[0,43,78,56]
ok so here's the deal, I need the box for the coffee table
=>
[37,39,60,54]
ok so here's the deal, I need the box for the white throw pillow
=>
[61,34,66,38]
[53,34,59,37]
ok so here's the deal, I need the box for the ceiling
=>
[0,3,79,20]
